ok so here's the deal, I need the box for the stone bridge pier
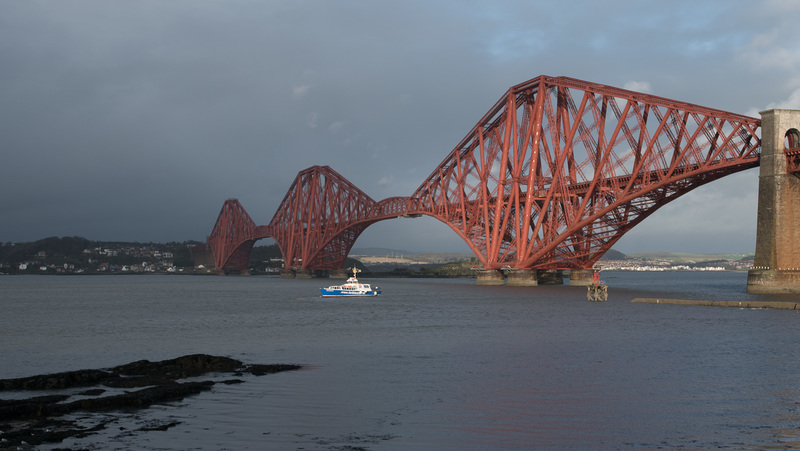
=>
[747,109,800,294]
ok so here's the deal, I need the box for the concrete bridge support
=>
[280,269,314,278]
[475,268,564,286]
[569,269,595,286]
[506,269,538,286]
[747,109,800,294]
[537,270,564,285]
[476,269,505,285]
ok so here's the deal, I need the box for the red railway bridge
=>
[207,74,789,286]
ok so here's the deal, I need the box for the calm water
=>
[2,272,800,450]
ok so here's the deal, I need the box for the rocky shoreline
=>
[0,354,301,449]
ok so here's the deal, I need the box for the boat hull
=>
[319,288,381,297]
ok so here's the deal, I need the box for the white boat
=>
[320,268,381,297]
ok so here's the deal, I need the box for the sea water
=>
[2,272,800,449]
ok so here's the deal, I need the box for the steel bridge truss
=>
[267,166,412,270]
[208,75,762,273]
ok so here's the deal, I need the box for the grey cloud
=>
[1,0,798,253]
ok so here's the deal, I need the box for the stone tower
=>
[747,109,800,294]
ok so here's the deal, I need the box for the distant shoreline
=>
[633,298,799,310]
[0,268,754,277]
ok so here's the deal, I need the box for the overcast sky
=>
[2,1,799,255]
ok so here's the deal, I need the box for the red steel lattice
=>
[411,76,761,269]
[207,199,261,272]
[786,129,800,174]
[268,166,383,270]
[208,75,762,273]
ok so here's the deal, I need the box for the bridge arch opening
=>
[353,216,472,255]
[786,128,800,150]
[613,167,759,255]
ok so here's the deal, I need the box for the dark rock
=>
[0,394,70,420]
[114,354,244,379]
[77,388,106,396]
[0,354,301,448]
[0,369,112,391]
[248,364,303,376]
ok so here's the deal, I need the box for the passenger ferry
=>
[320,268,381,297]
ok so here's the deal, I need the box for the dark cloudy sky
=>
[2,1,799,254]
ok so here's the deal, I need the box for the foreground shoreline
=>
[0,354,301,449]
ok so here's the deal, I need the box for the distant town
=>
[0,237,201,275]
[593,251,754,272]
[0,236,755,275]
[350,248,755,275]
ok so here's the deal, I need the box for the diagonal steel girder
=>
[208,75,762,272]
[267,166,416,270]
[409,76,761,269]
[207,199,261,272]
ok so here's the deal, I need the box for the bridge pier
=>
[476,269,505,285]
[569,269,595,286]
[331,269,349,279]
[506,269,538,286]
[280,268,314,278]
[476,269,564,286]
[748,109,800,293]
[537,270,564,285]
[280,269,333,278]
[217,268,250,276]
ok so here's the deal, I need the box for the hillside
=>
[0,237,201,274]
[599,249,628,260]
[0,236,755,275]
